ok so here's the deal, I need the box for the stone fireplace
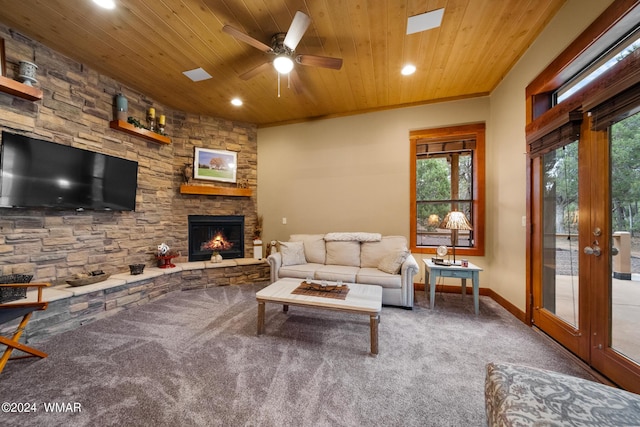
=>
[188,215,245,261]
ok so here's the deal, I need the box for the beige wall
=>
[258,98,489,284]
[257,0,614,310]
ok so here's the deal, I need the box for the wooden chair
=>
[0,282,51,374]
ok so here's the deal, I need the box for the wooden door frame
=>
[526,0,640,392]
[589,120,640,394]
[525,0,639,327]
[529,136,590,361]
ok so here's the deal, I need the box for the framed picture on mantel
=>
[194,147,237,183]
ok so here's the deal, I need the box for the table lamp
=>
[439,210,472,264]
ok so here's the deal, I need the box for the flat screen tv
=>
[0,131,138,211]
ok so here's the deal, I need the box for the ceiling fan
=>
[222,11,343,87]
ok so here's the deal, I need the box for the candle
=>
[148,107,155,118]
[159,114,166,125]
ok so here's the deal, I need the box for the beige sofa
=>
[266,233,419,308]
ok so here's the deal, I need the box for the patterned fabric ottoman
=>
[485,362,640,426]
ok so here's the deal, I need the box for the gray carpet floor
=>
[0,283,595,426]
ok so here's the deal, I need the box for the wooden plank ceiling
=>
[0,0,566,127]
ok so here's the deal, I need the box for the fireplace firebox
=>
[188,215,244,261]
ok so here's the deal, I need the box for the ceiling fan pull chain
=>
[277,72,281,98]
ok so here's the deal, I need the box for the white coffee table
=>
[256,278,383,355]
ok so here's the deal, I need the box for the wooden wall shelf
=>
[180,184,252,197]
[109,120,171,144]
[0,75,43,101]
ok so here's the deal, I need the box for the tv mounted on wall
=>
[0,131,138,211]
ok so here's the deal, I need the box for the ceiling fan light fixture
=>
[231,98,243,106]
[273,55,294,74]
[401,64,416,75]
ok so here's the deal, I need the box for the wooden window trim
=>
[526,0,640,123]
[410,123,485,255]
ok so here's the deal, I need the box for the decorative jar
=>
[18,61,38,86]
[115,93,128,121]
[129,264,145,275]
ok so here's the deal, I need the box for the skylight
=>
[182,68,213,82]
[407,9,444,35]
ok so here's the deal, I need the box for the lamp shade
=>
[273,55,294,74]
[439,211,473,230]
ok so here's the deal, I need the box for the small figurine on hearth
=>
[157,242,170,256]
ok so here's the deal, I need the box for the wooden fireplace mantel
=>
[179,184,252,197]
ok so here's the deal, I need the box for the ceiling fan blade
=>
[239,61,272,80]
[289,69,318,104]
[288,69,304,95]
[295,54,343,70]
[283,11,311,50]
[222,25,272,52]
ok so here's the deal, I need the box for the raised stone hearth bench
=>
[1,259,269,344]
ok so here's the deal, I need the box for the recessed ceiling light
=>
[92,0,116,9]
[407,8,444,35]
[401,64,416,76]
[182,67,212,82]
[231,98,243,106]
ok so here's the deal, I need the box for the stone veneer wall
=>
[0,24,260,284]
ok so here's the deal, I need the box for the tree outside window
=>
[410,123,485,255]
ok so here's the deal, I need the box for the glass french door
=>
[532,111,640,393]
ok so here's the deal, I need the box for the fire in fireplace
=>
[188,215,244,261]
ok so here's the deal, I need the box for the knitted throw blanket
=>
[323,232,382,242]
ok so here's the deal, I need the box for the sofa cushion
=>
[356,268,402,288]
[279,241,307,266]
[325,240,361,267]
[361,236,408,268]
[290,234,326,264]
[279,263,324,280]
[314,265,359,283]
[377,250,410,274]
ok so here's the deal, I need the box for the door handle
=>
[584,245,601,256]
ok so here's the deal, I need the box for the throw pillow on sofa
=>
[278,241,307,266]
[378,250,410,274]
[289,234,326,264]
[361,236,408,268]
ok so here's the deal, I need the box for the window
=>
[556,28,640,104]
[410,123,485,255]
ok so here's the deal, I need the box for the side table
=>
[423,259,483,314]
